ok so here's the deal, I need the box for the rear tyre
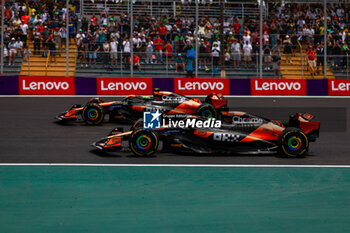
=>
[82,103,104,125]
[196,103,217,119]
[129,129,159,156]
[279,127,309,157]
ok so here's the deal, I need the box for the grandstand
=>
[0,0,349,78]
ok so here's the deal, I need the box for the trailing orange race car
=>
[56,89,227,125]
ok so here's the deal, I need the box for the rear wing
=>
[205,93,227,109]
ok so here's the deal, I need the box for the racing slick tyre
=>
[196,103,217,119]
[130,118,143,131]
[279,127,309,158]
[82,103,104,125]
[129,129,159,156]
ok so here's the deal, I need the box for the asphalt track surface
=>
[0,97,349,165]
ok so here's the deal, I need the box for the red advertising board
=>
[174,78,230,95]
[96,77,153,95]
[251,78,307,95]
[19,76,75,95]
[328,79,350,96]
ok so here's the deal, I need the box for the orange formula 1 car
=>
[56,89,227,125]
[92,112,320,158]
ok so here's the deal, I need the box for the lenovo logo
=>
[22,80,70,90]
[97,78,152,95]
[19,76,75,95]
[174,78,229,95]
[100,81,147,91]
[177,80,224,90]
[251,79,306,95]
[254,80,301,91]
[328,80,350,96]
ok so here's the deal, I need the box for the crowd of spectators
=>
[0,1,349,74]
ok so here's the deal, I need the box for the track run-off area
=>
[1,96,350,232]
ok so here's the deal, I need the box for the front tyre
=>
[196,103,217,119]
[82,103,104,125]
[129,129,159,156]
[279,127,309,157]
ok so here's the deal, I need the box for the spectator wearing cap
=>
[212,41,220,69]
[68,19,76,41]
[252,42,260,67]
[123,37,131,67]
[41,25,50,57]
[131,55,141,71]
[76,29,84,46]
[59,25,67,51]
[332,39,342,69]
[283,35,293,64]
[53,27,62,55]
[88,38,99,67]
[199,38,208,69]
[8,38,18,66]
[20,20,29,48]
[16,37,24,57]
[306,45,316,76]
[164,40,173,68]
[153,34,164,64]
[231,38,241,68]
[23,45,31,62]
[133,33,142,55]
[14,24,23,42]
[270,19,278,47]
[272,46,281,78]
[243,40,253,68]
[158,23,167,43]
[186,45,196,77]
[33,28,41,55]
[146,37,154,64]
[110,38,119,67]
[47,35,56,63]
[175,53,185,72]
[316,42,325,74]
[263,39,272,70]
[102,40,110,68]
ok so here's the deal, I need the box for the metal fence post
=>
[259,0,263,78]
[301,53,304,79]
[324,0,327,78]
[28,52,30,76]
[130,0,134,76]
[120,51,123,76]
[195,0,198,78]
[1,0,4,74]
[347,54,349,78]
[166,53,168,77]
[66,0,69,77]
[242,4,244,25]
[256,53,258,77]
[211,55,214,78]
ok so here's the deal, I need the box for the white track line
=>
[0,163,349,168]
[1,95,350,98]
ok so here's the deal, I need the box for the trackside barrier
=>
[0,76,350,96]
